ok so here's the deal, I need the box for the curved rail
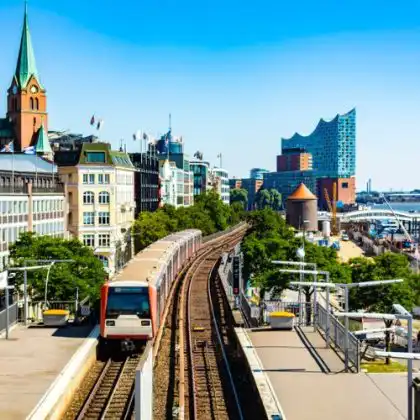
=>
[207,262,244,420]
[181,228,246,420]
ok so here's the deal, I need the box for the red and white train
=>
[100,229,202,351]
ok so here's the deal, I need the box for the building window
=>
[98,174,110,184]
[33,117,36,127]
[342,182,349,189]
[83,174,95,184]
[35,98,39,110]
[83,234,95,247]
[98,212,110,225]
[83,191,95,204]
[98,191,110,204]
[30,97,34,110]
[86,152,106,163]
[97,255,109,268]
[98,234,110,247]
[83,212,95,225]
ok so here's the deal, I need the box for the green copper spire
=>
[35,122,52,155]
[15,3,41,89]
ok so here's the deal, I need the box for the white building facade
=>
[159,160,193,208]
[0,155,67,271]
[210,167,230,205]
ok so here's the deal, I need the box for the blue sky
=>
[1,1,420,191]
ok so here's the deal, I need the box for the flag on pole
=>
[97,119,104,130]
[23,145,36,155]
[0,141,14,153]
[143,132,148,141]
[133,130,141,141]
[90,115,95,126]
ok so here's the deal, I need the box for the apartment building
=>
[55,143,135,275]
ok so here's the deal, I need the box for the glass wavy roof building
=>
[281,108,356,178]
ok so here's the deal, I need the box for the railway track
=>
[69,354,139,420]
[153,225,249,420]
[179,229,245,420]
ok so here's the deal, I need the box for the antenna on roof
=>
[169,113,172,132]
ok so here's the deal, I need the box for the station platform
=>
[0,323,94,420]
[240,326,410,420]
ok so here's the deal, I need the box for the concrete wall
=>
[135,341,153,420]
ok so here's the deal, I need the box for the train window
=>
[106,287,150,319]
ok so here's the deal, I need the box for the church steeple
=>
[7,2,48,152]
[14,2,41,89]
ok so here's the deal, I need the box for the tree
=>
[269,189,282,211]
[132,211,171,252]
[230,188,248,210]
[255,189,272,210]
[349,253,416,363]
[242,208,351,324]
[9,233,106,302]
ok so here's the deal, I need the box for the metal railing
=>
[0,303,18,334]
[203,221,246,243]
[317,303,360,371]
[265,300,313,325]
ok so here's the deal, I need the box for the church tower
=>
[7,4,48,152]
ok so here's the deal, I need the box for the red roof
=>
[288,183,317,200]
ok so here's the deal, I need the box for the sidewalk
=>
[297,326,345,373]
[0,324,93,419]
[246,328,407,419]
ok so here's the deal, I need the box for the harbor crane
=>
[380,193,414,248]
[324,182,339,235]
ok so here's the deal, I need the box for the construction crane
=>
[324,182,339,236]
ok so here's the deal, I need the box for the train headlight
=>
[141,320,151,326]
[106,320,115,326]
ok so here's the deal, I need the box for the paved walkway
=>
[248,328,407,419]
[298,326,345,373]
[0,324,93,420]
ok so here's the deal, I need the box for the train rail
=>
[178,228,246,419]
[66,354,140,420]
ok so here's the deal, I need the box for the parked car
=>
[341,233,349,241]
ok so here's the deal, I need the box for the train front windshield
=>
[106,287,150,318]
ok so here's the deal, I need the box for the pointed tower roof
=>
[14,3,41,89]
[288,183,317,200]
[35,123,52,155]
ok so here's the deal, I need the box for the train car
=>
[100,229,202,352]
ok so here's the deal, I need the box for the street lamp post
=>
[337,311,413,420]
[5,285,14,340]
[8,264,54,326]
[272,260,317,326]
[335,279,404,372]
[275,268,330,335]
[13,260,74,317]
[289,280,335,347]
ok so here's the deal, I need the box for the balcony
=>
[32,184,65,194]
[0,184,65,195]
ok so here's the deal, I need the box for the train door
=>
[159,274,166,320]
[166,262,172,295]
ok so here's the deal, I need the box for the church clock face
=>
[30,85,38,94]
[12,86,17,95]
